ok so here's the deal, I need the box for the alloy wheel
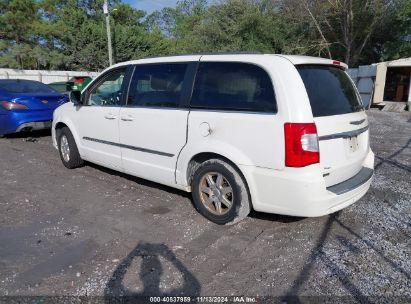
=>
[198,172,234,215]
[60,135,70,162]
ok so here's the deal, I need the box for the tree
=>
[145,0,208,53]
[195,0,300,53]
[0,0,409,70]
[281,0,408,66]
[111,5,171,62]
[146,0,302,55]
[0,0,39,68]
[380,0,411,60]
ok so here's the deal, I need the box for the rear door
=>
[297,65,369,187]
[118,62,197,187]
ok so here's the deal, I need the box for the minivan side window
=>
[127,63,188,108]
[87,68,125,106]
[190,62,277,112]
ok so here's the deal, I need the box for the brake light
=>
[1,101,28,110]
[284,123,319,167]
[74,78,85,84]
[333,60,341,65]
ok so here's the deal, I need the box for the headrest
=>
[151,74,168,90]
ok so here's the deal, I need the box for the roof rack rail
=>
[141,51,263,59]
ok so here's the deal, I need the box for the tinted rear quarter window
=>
[191,62,276,112]
[297,65,363,117]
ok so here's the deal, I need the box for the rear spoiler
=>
[279,55,349,70]
[330,60,349,70]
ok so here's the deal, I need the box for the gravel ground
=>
[0,109,410,302]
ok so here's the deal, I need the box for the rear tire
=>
[58,127,84,169]
[191,159,250,225]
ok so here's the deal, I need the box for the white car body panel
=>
[240,149,373,216]
[75,106,122,170]
[119,107,189,188]
[53,103,123,170]
[52,103,82,151]
[53,54,374,218]
[315,111,370,186]
[175,110,284,186]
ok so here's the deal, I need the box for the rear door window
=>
[190,62,277,113]
[297,65,363,117]
[127,63,188,108]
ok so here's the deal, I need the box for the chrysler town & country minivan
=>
[52,54,374,224]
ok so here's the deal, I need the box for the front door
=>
[118,62,196,187]
[75,67,127,170]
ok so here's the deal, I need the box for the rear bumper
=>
[0,110,54,135]
[240,149,374,217]
[326,167,373,195]
[16,121,52,132]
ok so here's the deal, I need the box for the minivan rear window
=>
[191,62,277,113]
[297,65,363,117]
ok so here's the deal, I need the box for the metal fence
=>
[348,65,377,109]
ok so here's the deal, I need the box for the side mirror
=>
[69,90,83,106]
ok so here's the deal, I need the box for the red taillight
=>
[1,101,28,110]
[332,60,341,65]
[284,123,319,167]
[74,78,85,84]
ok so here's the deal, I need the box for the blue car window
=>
[0,80,57,94]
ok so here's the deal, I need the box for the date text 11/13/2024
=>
[149,296,259,303]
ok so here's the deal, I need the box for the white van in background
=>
[52,54,374,224]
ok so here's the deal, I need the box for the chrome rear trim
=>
[319,125,368,141]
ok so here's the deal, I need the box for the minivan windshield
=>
[297,65,363,117]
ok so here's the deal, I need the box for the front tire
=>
[58,127,84,169]
[191,159,250,225]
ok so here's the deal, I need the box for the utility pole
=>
[103,0,113,66]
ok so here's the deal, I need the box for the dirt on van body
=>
[0,109,410,301]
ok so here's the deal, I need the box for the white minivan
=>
[52,54,374,224]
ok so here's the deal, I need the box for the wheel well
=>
[55,122,68,139]
[55,122,67,131]
[186,153,251,200]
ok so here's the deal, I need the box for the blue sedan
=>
[0,79,68,136]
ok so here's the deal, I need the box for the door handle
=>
[121,115,134,121]
[104,113,117,120]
